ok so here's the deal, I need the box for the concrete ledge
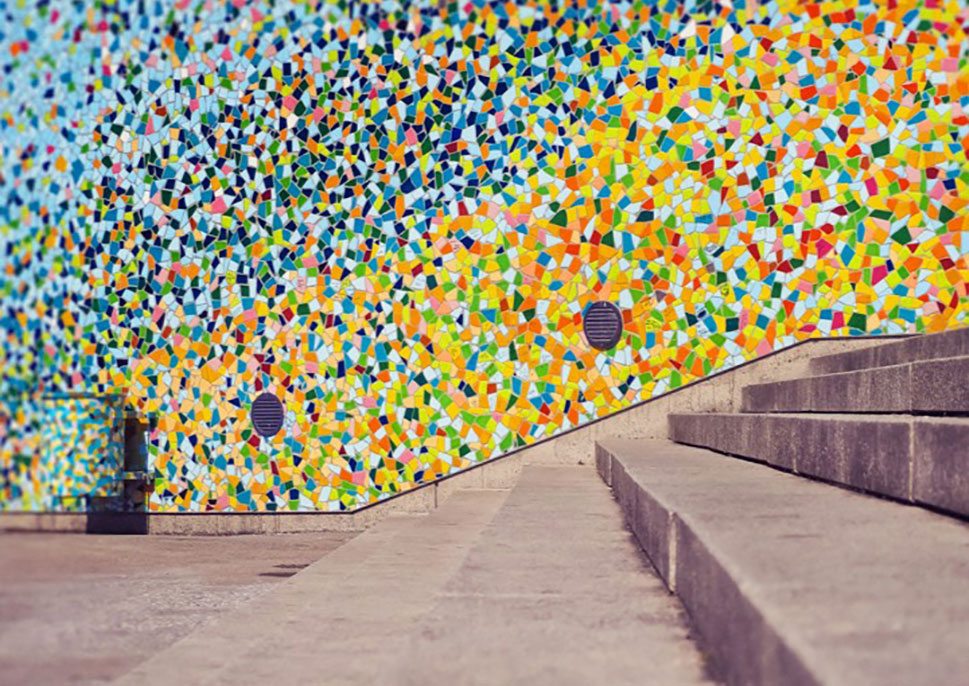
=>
[595,442,613,485]
[597,438,969,686]
[742,356,969,414]
[0,512,89,533]
[669,412,969,518]
[810,326,969,375]
[610,455,677,590]
[673,517,815,686]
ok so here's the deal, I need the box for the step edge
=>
[668,411,969,423]
[596,439,829,686]
[743,355,969,414]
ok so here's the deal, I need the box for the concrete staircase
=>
[598,327,969,685]
[670,326,969,517]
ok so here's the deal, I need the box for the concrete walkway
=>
[0,531,354,685]
[114,467,713,685]
[384,466,714,685]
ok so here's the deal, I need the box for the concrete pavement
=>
[113,489,513,685]
[385,466,714,686]
[0,531,354,685]
[111,467,715,686]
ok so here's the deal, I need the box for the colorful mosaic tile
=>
[0,394,124,511]
[1,0,968,512]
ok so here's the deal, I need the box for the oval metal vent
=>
[250,393,284,437]
[583,301,623,351]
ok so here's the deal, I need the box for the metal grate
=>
[583,301,623,351]
[251,393,284,438]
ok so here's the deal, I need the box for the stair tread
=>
[598,438,969,686]
[385,465,714,685]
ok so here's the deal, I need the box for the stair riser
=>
[914,422,969,518]
[673,517,820,686]
[743,357,969,414]
[611,457,675,588]
[743,363,908,413]
[669,413,969,519]
[605,445,824,686]
[810,327,969,375]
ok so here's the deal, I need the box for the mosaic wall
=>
[1,0,967,512]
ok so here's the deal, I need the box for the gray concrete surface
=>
[113,489,513,685]
[669,412,969,517]
[0,531,355,685]
[913,418,969,517]
[742,363,911,413]
[910,356,969,413]
[113,469,716,686]
[742,355,969,414]
[597,438,969,686]
[810,326,969,375]
[386,466,715,686]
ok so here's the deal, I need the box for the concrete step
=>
[113,488,511,685]
[596,438,969,686]
[668,412,969,519]
[810,326,969,375]
[742,355,969,414]
[384,465,714,685]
